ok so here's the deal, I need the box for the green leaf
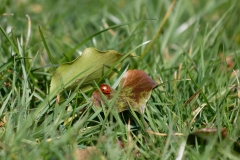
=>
[50,48,124,98]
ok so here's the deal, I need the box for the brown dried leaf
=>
[91,70,157,113]
[225,56,234,69]
[187,127,240,154]
[187,128,228,145]
[116,70,157,113]
[75,147,105,160]
[220,54,234,70]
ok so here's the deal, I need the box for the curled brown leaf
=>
[91,70,157,113]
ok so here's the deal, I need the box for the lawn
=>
[0,0,240,159]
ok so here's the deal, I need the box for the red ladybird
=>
[100,84,111,94]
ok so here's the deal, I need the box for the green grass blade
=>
[38,25,57,64]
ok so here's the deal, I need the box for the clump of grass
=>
[0,0,240,159]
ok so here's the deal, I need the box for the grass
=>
[0,0,240,159]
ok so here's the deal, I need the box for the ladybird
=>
[100,84,111,94]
